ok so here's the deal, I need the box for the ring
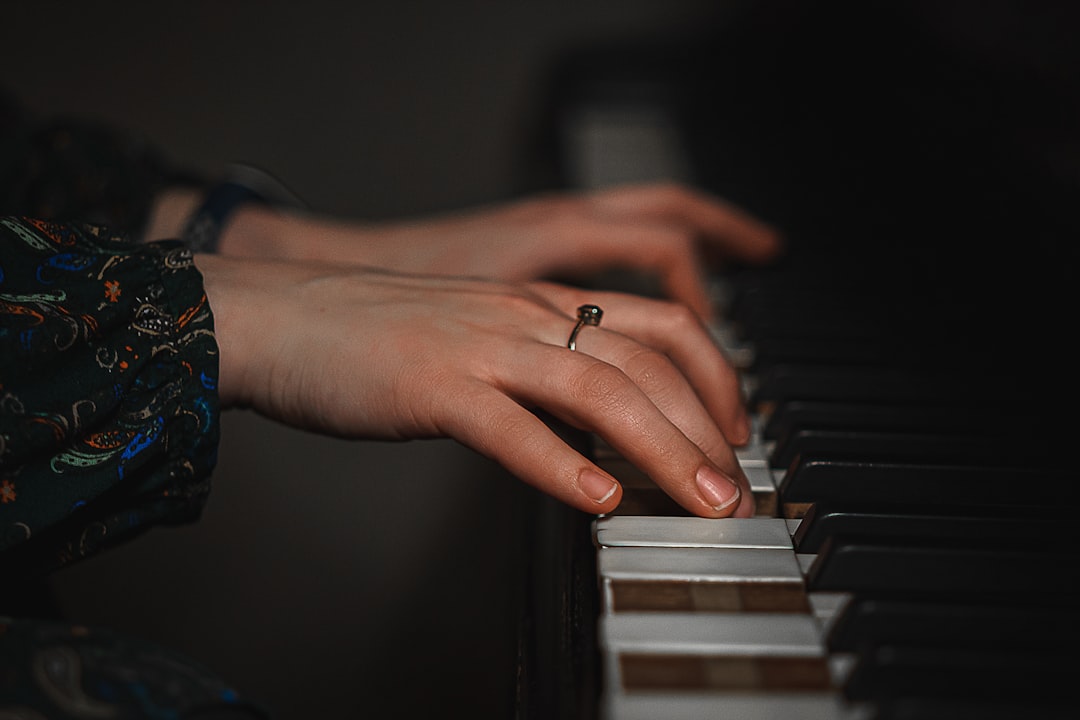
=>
[568,304,603,351]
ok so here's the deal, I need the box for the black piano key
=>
[733,305,889,344]
[826,598,1078,654]
[869,698,1075,720]
[750,364,1031,410]
[805,536,1077,602]
[761,400,1028,442]
[767,429,1042,471]
[778,458,1076,510]
[842,644,1073,703]
[791,504,1071,554]
[747,335,894,369]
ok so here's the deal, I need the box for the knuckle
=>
[490,285,557,323]
[625,347,679,395]
[653,181,690,205]
[520,193,575,223]
[663,301,701,333]
[498,287,542,313]
[571,361,637,415]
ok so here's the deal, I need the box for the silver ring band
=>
[568,304,603,351]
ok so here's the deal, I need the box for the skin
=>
[151,182,781,518]
[148,182,781,321]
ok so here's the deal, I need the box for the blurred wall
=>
[2,2,737,717]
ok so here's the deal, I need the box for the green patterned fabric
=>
[0,91,262,717]
[0,217,220,574]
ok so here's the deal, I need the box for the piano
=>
[513,3,1080,719]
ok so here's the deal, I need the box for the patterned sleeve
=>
[0,216,220,573]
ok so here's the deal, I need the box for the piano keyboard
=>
[549,65,1078,720]
[589,270,1077,719]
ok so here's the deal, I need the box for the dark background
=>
[3,1,1077,718]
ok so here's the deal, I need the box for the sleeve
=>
[0,216,221,574]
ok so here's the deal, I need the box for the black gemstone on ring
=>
[577,304,603,325]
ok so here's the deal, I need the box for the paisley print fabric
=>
[0,217,220,573]
[0,616,267,719]
[0,90,263,717]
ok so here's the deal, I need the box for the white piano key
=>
[735,442,769,468]
[707,276,734,314]
[599,546,804,583]
[743,463,777,493]
[603,691,862,720]
[829,653,858,688]
[741,375,758,403]
[808,592,853,629]
[600,613,825,656]
[709,321,755,369]
[594,516,794,549]
[797,552,819,576]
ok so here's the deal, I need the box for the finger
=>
[529,282,750,445]
[526,218,713,319]
[437,380,624,514]
[561,324,754,518]
[573,327,741,467]
[499,343,749,518]
[589,183,783,264]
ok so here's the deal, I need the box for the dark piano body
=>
[513,2,1080,719]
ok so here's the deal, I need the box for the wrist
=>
[192,252,253,409]
[143,187,203,241]
[181,164,306,254]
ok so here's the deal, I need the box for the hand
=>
[196,254,755,518]
[211,182,781,320]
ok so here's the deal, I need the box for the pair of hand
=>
[187,183,781,518]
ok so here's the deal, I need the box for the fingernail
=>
[580,468,619,504]
[695,465,741,511]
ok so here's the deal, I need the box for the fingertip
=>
[580,467,622,512]
[690,291,713,324]
[753,225,786,262]
[729,406,752,447]
[694,465,742,516]
[733,493,756,518]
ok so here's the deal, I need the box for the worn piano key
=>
[594,516,796,549]
[600,613,831,691]
[804,537,1076,603]
[778,458,1075,517]
[791,504,1072,554]
[826,598,1078,654]
[599,546,807,612]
